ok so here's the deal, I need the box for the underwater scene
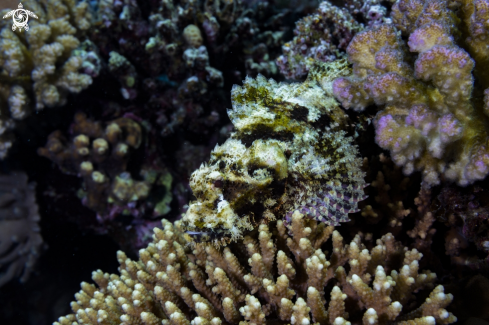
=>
[0,0,489,324]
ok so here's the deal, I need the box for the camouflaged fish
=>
[182,60,367,244]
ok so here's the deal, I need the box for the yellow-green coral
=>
[0,0,94,158]
[182,60,367,244]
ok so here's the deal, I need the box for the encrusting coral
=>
[0,172,43,287]
[332,0,489,186]
[182,60,367,244]
[276,1,364,80]
[0,0,97,158]
[54,212,457,325]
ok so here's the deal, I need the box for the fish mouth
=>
[184,227,231,244]
[185,230,210,236]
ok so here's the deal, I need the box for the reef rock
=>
[182,60,367,244]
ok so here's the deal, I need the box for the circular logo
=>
[12,8,29,31]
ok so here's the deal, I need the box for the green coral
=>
[152,171,173,216]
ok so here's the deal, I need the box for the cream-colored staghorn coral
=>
[54,212,456,325]
[0,0,95,158]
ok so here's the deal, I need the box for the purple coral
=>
[332,0,489,186]
[277,1,364,79]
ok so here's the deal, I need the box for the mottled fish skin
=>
[182,60,367,245]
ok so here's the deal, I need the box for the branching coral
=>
[0,0,97,158]
[408,188,437,255]
[332,0,489,186]
[337,0,396,27]
[360,154,413,227]
[181,61,367,244]
[0,172,43,287]
[108,51,138,100]
[38,112,173,224]
[88,0,290,141]
[54,212,456,325]
[141,0,283,79]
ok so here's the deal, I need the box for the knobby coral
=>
[38,112,173,223]
[337,0,396,27]
[54,212,456,325]
[0,172,43,287]
[94,0,284,80]
[0,0,97,158]
[182,60,367,244]
[332,0,489,186]
[89,0,288,141]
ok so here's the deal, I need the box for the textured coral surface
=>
[0,0,96,158]
[54,214,456,325]
[333,0,489,187]
[37,111,175,252]
[276,1,364,79]
[38,112,148,215]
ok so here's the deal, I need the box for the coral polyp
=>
[182,61,367,244]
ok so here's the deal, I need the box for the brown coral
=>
[360,154,414,227]
[434,184,489,269]
[38,112,148,214]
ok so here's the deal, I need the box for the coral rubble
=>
[182,60,367,244]
[0,172,43,287]
[332,0,489,186]
[0,0,97,158]
[54,213,456,325]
